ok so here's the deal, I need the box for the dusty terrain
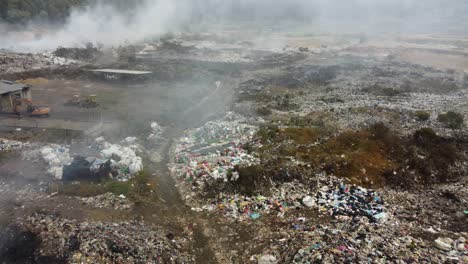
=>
[0,33,467,263]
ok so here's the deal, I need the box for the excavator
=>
[14,98,50,117]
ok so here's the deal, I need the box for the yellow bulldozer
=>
[67,94,99,108]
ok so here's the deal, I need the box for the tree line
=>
[0,0,90,24]
[0,0,142,24]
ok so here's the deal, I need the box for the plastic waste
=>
[258,254,277,264]
[302,196,315,207]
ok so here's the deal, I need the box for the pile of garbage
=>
[280,220,468,263]
[0,139,27,152]
[6,213,193,263]
[169,113,390,225]
[79,193,134,210]
[92,137,143,180]
[191,177,388,224]
[174,112,258,151]
[170,113,260,202]
[22,137,143,181]
[314,183,386,222]
[0,52,77,74]
[191,181,306,220]
[175,144,258,182]
[39,145,72,180]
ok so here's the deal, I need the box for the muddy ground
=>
[0,33,467,263]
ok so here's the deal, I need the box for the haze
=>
[1,0,468,51]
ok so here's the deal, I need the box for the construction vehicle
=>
[67,94,99,108]
[15,98,50,117]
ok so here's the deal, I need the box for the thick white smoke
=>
[0,0,467,51]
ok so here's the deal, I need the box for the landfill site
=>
[0,1,468,264]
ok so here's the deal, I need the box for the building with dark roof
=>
[0,80,31,113]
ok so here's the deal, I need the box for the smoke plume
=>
[1,0,467,51]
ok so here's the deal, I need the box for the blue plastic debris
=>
[250,213,261,219]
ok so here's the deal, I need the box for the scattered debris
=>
[4,213,193,263]
[79,192,134,210]
[0,139,27,152]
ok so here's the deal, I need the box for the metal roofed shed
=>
[0,80,30,94]
[89,69,152,75]
[0,80,32,113]
[89,69,153,81]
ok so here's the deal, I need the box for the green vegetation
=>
[438,111,464,129]
[414,110,431,121]
[256,124,280,144]
[252,122,464,188]
[51,171,156,202]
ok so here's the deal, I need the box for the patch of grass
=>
[256,124,280,144]
[281,127,320,144]
[53,182,108,197]
[254,122,464,188]
[106,181,132,196]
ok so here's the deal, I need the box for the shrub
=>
[256,124,279,143]
[414,111,430,121]
[256,107,272,116]
[413,128,438,146]
[437,111,464,129]
[235,165,266,195]
[381,88,401,96]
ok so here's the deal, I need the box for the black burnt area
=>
[0,225,66,264]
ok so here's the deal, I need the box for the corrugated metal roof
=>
[0,80,29,94]
[89,69,153,75]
